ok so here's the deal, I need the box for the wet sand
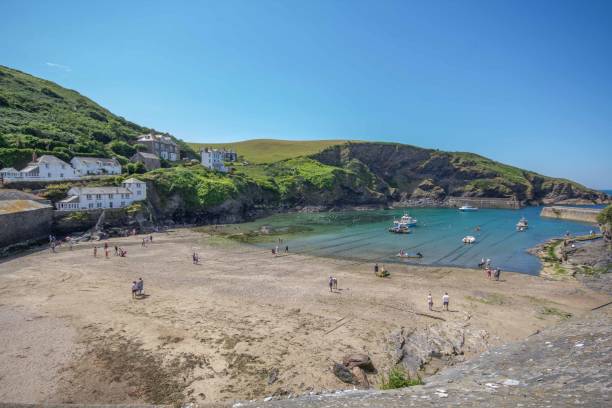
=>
[0,229,608,405]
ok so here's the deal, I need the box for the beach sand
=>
[0,229,608,405]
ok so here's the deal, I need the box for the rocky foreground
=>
[241,307,611,407]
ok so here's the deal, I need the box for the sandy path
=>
[0,229,608,404]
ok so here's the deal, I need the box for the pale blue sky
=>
[1,0,611,188]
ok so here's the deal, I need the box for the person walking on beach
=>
[137,278,144,296]
[486,267,491,279]
[275,245,279,256]
[442,292,450,311]
[494,268,501,281]
[374,263,379,274]
[142,238,146,248]
[93,246,98,258]
[329,276,334,292]
[150,235,153,243]
[285,245,289,253]
[105,246,110,258]
[114,245,118,256]
[131,281,138,298]
[427,293,433,311]
[332,277,338,291]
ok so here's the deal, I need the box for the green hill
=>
[189,139,354,164]
[0,65,195,169]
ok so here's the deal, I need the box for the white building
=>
[71,157,122,176]
[56,178,147,211]
[200,148,229,172]
[1,155,77,182]
[0,167,20,180]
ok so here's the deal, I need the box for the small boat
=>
[516,217,528,231]
[393,212,418,227]
[388,225,410,234]
[459,205,479,212]
[462,235,476,244]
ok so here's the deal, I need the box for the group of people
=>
[373,263,389,277]
[328,276,339,292]
[427,292,451,311]
[478,258,501,281]
[131,277,144,298]
[271,244,289,256]
[93,242,127,258]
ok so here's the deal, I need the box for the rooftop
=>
[72,156,120,165]
[68,186,133,195]
[0,199,52,215]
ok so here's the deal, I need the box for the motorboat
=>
[459,205,479,212]
[462,235,476,244]
[393,212,418,227]
[388,225,410,234]
[516,217,528,231]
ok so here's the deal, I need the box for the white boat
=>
[516,217,528,231]
[462,235,476,244]
[459,205,479,212]
[393,212,418,227]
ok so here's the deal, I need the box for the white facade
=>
[1,155,78,182]
[56,178,147,211]
[200,148,228,172]
[71,157,121,176]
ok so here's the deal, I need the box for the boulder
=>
[351,366,370,388]
[342,353,375,371]
[333,363,355,384]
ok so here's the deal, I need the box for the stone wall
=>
[0,206,54,248]
[540,206,601,224]
[52,208,132,234]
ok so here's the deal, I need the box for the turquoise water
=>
[239,207,598,275]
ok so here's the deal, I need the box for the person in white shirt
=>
[442,292,450,311]
[427,293,433,311]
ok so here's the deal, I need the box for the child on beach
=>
[442,292,449,311]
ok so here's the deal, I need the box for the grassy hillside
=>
[189,139,354,164]
[0,65,195,169]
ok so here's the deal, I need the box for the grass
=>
[540,306,572,319]
[380,366,422,389]
[188,139,354,164]
[465,292,507,305]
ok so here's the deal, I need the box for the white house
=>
[1,155,78,182]
[56,178,147,211]
[71,157,122,176]
[0,167,20,180]
[200,148,228,172]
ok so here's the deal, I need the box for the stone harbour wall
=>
[0,207,54,248]
[540,206,601,224]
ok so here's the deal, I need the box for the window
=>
[97,202,102,208]
[121,201,125,207]
[137,191,142,195]
[109,202,113,208]
[88,203,94,209]
[86,194,92,200]
[96,194,101,200]
[108,194,113,199]
[61,164,65,169]
[45,164,49,168]
[48,173,51,177]
[60,173,64,178]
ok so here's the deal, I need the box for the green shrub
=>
[380,367,422,389]
[597,205,612,228]
[109,140,136,158]
[41,183,71,202]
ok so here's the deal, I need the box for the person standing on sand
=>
[486,267,491,279]
[427,293,433,311]
[285,245,289,253]
[329,276,334,292]
[114,245,118,256]
[105,246,110,258]
[333,277,338,291]
[150,235,153,243]
[137,278,144,296]
[442,293,449,311]
[142,238,146,248]
[93,246,98,257]
[275,245,279,256]
[131,281,138,298]
[374,263,379,274]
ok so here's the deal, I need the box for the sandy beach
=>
[0,229,608,405]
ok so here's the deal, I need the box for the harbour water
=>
[236,206,599,275]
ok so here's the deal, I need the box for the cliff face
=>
[311,143,606,205]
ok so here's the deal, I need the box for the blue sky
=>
[2,0,611,188]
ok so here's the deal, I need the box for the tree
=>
[109,140,136,158]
